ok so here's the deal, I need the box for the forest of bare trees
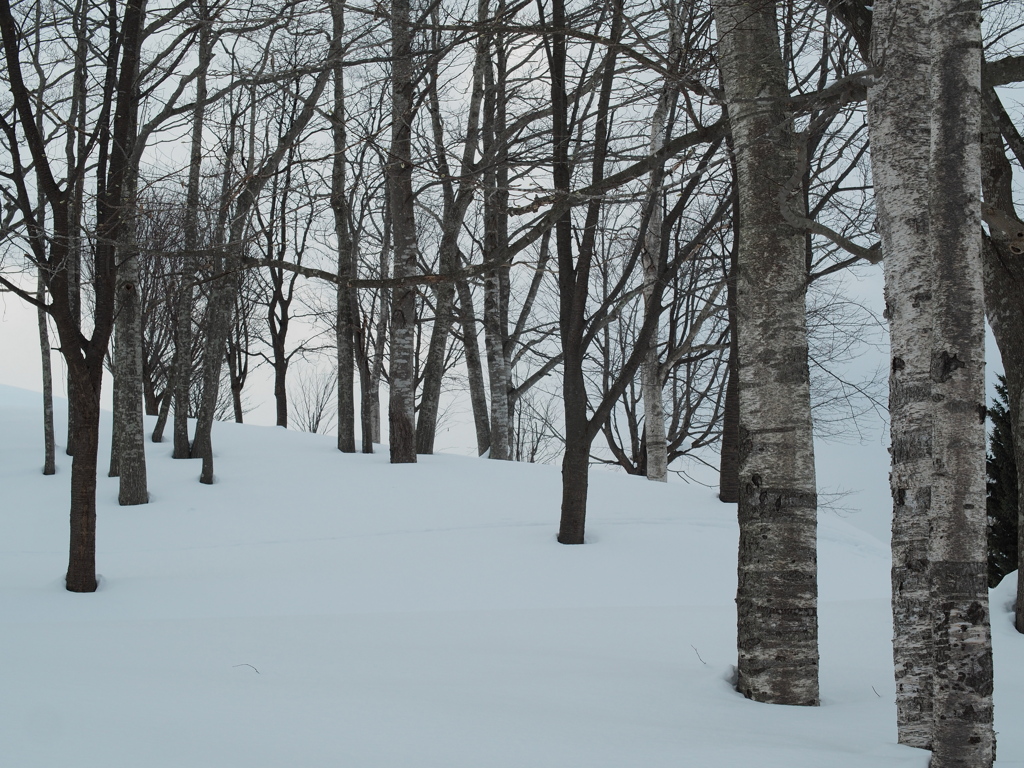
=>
[2,0,1023,763]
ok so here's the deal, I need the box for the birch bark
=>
[639,37,678,483]
[926,0,994,761]
[866,0,936,746]
[712,0,819,705]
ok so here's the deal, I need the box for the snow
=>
[0,383,1020,767]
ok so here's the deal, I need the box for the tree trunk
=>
[558,355,590,543]
[386,0,418,464]
[101,0,147,504]
[193,228,244,483]
[37,268,55,475]
[926,0,994,762]
[273,352,288,427]
[64,1,87,459]
[173,0,211,459]
[718,346,739,501]
[865,0,936,745]
[66,361,101,592]
[640,91,674,482]
[719,182,740,503]
[332,0,356,453]
[111,189,149,505]
[456,278,492,455]
[552,0,623,542]
[713,0,819,705]
[152,389,171,443]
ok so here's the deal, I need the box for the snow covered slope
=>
[0,384,1020,767]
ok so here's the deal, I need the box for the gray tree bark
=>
[926,0,994,762]
[866,0,937,747]
[386,0,419,464]
[712,0,819,705]
[110,178,149,505]
[639,21,681,483]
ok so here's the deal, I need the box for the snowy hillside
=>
[1,383,1021,767]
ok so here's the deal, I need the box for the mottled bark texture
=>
[865,0,936,745]
[37,268,55,475]
[97,0,146,507]
[926,0,993,763]
[481,25,513,461]
[980,92,1024,636]
[111,197,149,505]
[386,0,418,464]
[712,0,819,705]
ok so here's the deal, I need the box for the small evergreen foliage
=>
[987,375,1019,587]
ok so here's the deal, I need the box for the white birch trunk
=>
[712,0,819,706]
[926,0,994,762]
[640,64,675,483]
[866,0,936,747]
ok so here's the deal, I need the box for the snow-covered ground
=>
[0,383,1020,767]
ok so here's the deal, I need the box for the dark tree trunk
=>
[558,358,590,543]
[416,8,488,455]
[173,0,211,459]
[456,279,492,455]
[37,268,55,475]
[718,359,739,502]
[273,354,288,427]
[102,0,147,505]
[66,363,101,592]
[332,0,356,453]
[152,389,171,443]
[386,0,418,464]
[719,184,740,503]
